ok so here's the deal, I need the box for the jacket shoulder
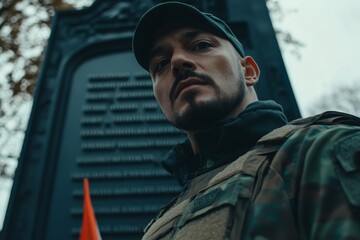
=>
[244,113,360,239]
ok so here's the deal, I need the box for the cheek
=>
[211,62,239,87]
[153,82,171,114]
[209,58,242,96]
[153,84,163,107]
[206,54,239,76]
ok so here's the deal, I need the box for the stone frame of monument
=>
[1,1,300,240]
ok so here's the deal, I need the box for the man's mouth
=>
[174,77,206,99]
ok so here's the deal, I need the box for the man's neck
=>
[162,100,288,186]
[186,132,199,154]
[185,95,258,154]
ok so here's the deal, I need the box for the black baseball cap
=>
[132,1,245,71]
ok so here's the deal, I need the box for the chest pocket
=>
[142,197,188,240]
[332,132,360,207]
[172,173,254,240]
[142,173,255,240]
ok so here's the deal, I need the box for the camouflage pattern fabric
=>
[143,112,360,239]
[244,124,360,239]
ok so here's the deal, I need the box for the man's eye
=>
[154,59,170,73]
[192,41,212,51]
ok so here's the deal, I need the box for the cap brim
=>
[133,2,217,70]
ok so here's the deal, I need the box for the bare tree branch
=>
[307,82,360,116]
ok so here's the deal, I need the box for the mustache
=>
[169,70,214,102]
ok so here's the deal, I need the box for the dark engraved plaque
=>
[1,1,300,240]
[43,50,184,240]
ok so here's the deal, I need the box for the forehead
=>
[153,27,213,46]
[146,25,236,70]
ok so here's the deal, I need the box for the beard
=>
[170,72,246,132]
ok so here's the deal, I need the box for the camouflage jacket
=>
[143,112,360,240]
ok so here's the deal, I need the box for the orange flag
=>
[79,178,102,240]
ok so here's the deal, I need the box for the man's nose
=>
[171,50,196,76]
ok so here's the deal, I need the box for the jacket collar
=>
[162,100,288,186]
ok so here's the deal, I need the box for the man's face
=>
[149,27,247,131]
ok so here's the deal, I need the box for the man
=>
[132,2,360,239]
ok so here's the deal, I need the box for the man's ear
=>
[240,56,260,86]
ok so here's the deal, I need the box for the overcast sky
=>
[275,0,360,116]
